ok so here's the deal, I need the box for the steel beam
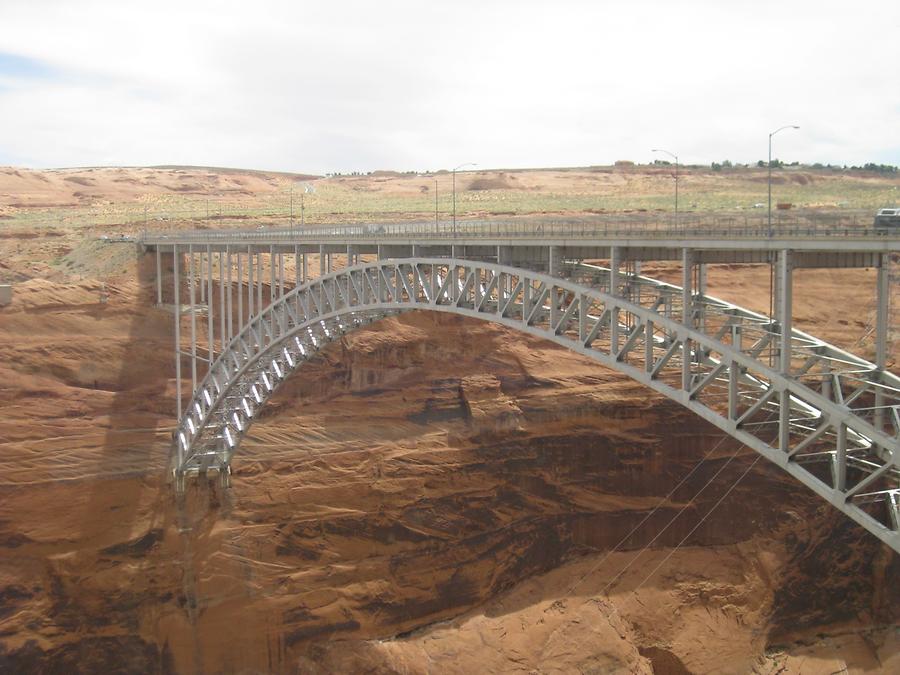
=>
[236,250,243,330]
[219,250,226,354]
[779,249,793,375]
[247,247,254,320]
[207,244,214,366]
[256,252,263,314]
[226,247,233,343]
[188,246,197,394]
[876,253,890,432]
[156,248,163,305]
[173,245,181,421]
[682,248,693,390]
[549,246,560,277]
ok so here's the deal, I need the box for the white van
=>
[874,208,900,229]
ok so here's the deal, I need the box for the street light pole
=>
[452,162,477,236]
[435,179,439,232]
[651,148,678,226]
[768,125,799,236]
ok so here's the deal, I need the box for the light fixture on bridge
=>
[651,148,679,226]
[452,162,477,236]
[767,125,800,237]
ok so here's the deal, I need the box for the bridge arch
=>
[173,258,900,551]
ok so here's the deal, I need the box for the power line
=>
[597,438,755,598]
[562,430,732,599]
[628,454,763,595]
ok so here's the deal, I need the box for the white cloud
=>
[0,0,897,172]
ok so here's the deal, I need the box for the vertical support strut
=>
[248,247,254,321]
[771,253,781,368]
[728,358,739,420]
[875,253,889,432]
[696,259,707,337]
[188,245,197,396]
[610,246,621,354]
[226,246,233,343]
[256,252,263,314]
[206,244,214,367]
[778,249,793,452]
[269,246,277,337]
[779,249,793,374]
[219,249,226,353]
[549,246,560,277]
[155,248,163,305]
[834,423,847,491]
[199,250,205,304]
[550,282,560,330]
[174,245,181,421]
[236,249,243,331]
[270,245,276,306]
[682,248,693,391]
[730,324,742,420]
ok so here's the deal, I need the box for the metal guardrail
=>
[141,220,900,243]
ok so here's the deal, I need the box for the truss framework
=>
[169,258,900,552]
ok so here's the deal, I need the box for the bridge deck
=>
[142,222,900,256]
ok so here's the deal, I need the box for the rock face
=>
[0,245,898,673]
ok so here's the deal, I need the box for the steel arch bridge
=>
[163,255,900,552]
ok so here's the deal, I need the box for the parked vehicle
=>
[874,207,900,229]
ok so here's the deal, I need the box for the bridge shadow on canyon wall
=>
[1,246,187,672]
[8,250,180,672]
[86,248,173,505]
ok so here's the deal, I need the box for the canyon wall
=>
[1,246,898,673]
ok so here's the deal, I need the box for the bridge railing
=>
[141,219,897,243]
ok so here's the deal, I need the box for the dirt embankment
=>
[0,166,313,209]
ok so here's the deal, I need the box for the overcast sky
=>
[0,0,897,173]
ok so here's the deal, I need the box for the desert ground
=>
[1,164,899,673]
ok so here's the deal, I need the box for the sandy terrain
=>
[0,167,898,673]
[2,163,897,230]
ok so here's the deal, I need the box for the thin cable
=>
[563,428,733,599]
[595,436,754,598]
[628,454,763,595]
[596,402,775,594]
